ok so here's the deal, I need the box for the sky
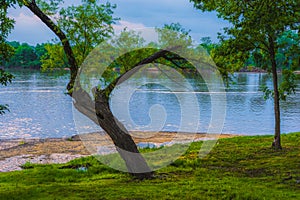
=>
[7,0,230,45]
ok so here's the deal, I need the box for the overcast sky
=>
[7,0,230,45]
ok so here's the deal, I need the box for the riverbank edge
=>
[0,132,241,172]
[0,131,242,152]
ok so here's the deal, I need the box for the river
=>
[0,70,299,139]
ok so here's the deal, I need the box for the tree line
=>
[2,41,46,69]
[3,34,299,73]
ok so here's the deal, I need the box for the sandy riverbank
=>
[0,132,239,172]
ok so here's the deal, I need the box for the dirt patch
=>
[0,132,239,160]
[0,139,90,160]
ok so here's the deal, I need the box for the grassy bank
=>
[0,133,299,199]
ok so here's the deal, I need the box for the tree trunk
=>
[94,92,153,179]
[269,36,282,149]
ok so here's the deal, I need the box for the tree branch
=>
[102,49,170,97]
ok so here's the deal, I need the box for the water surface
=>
[0,70,299,139]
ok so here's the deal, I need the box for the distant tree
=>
[191,0,300,149]
[163,22,191,35]
[34,43,48,65]
[7,41,20,49]
[246,30,300,72]
[199,37,215,54]
[40,43,69,71]
[3,41,50,68]
[6,43,39,68]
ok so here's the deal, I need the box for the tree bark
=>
[268,35,282,149]
[94,92,153,178]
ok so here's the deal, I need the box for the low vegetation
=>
[0,133,299,199]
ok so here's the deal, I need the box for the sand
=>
[0,132,239,172]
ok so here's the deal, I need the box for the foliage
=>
[36,0,64,15]
[199,36,215,54]
[57,1,117,65]
[0,69,14,115]
[0,104,10,115]
[3,41,48,68]
[0,133,299,199]
[40,43,69,71]
[5,43,39,68]
[0,0,16,115]
[0,69,14,86]
[276,30,300,71]
[248,30,300,72]
[39,0,117,71]
[81,24,204,94]
[0,0,16,62]
[0,61,14,115]
[163,22,191,36]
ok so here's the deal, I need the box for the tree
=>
[3,42,49,68]
[190,0,300,149]
[5,43,40,68]
[199,37,215,54]
[2,0,158,179]
[72,24,206,177]
[40,43,69,71]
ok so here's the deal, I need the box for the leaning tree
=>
[190,0,300,149]
[1,0,211,179]
[1,0,152,179]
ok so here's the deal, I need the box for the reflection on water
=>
[0,70,299,139]
[0,70,76,139]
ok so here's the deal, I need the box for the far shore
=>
[3,66,299,74]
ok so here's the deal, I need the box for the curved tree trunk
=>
[94,92,153,178]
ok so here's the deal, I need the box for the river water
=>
[0,70,299,139]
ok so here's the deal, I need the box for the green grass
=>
[0,133,299,200]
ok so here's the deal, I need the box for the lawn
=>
[0,133,299,200]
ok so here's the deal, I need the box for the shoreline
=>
[0,131,241,151]
[0,132,241,172]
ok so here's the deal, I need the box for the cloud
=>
[11,12,41,26]
[110,0,229,42]
[112,20,147,32]
[7,0,230,44]
[7,8,56,45]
